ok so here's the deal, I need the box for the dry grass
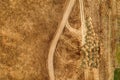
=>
[0,0,116,80]
[0,0,58,80]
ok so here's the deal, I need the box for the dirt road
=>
[47,0,76,80]
[48,0,100,80]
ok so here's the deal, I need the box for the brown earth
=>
[0,0,117,80]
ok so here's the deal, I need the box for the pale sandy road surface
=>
[48,0,76,80]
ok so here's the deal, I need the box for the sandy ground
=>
[0,0,117,80]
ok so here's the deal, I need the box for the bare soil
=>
[0,0,117,80]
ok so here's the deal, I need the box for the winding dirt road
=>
[48,0,100,80]
[47,0,76,80]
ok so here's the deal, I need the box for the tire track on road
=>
[48,0,76,80]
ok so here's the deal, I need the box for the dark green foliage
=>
[114,68,120,80]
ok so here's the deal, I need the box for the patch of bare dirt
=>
[0,0,116,80]
[0,0,59,80]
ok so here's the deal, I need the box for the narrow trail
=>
[48,0,100,80]
[79,0,86,45]
[78,0,89,80]
[79,0,100,80]
[47,0,76,80]
[107,11,112,80]
[66,21,81,36]
[107,1,117,79]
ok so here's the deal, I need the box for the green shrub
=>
[116,45,120,65]
[114,68,120,80]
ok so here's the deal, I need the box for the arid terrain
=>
[0,0,119,80]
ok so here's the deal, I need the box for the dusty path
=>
[78,0,89,79]
[48,0,100,80]
[107,11,112,80]
[79,0,100,80]
[47,0,76,80]
[106,1,117,79]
